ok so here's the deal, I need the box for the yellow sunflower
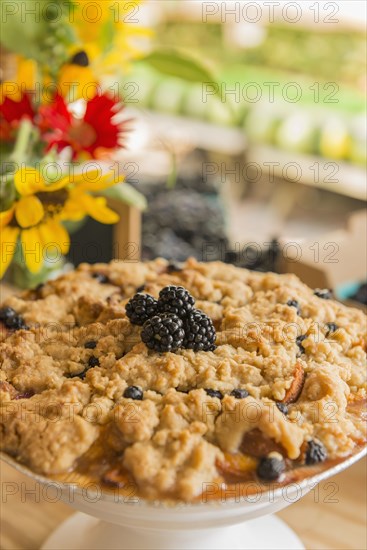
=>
[0,167,120,277]
[0,57,37,104]
[72,0,151,75]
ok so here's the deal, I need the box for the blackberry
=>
[167,262,183,273]
[305,440,327,465]
[257,453,285,481]
[125,293,158,326]
[92,273,109,284]
[70,367,90,380]
[123,386,143,400]
[0,307,16,322]
[157,286,195,316]
[287,300,300,315]
[230,388,249,399]
[325,322,338,336]
[6,316,28,330]
[276,402,288,415]
[141,313,185,352]
[88,356,100,368]
[183,310,216,351]
[14,390,34,400]
[314,288,333,300]
[72,356,99,379]
[0,307,28,330]
[296,335,307,355]
[84,340,97,349]
[205,389,223,400]
[136,284,146,293]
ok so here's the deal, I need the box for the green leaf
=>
[141,49,215,84]
[101,183,147,211]
[0,173,16,211]
[140,50,239,124]
[0,143,13,171]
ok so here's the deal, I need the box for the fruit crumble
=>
[0,258,366,502]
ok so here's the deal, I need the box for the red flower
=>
[0,93,35,141]
[38,93,128,159]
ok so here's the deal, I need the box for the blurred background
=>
[69,0,366,305]
[1,0,366,303]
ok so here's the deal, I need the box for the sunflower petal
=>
[0,82,22,103]
[15,196,44,228]
[58,65,98,101]
[38,220,70,256]
[41,175,72,192]
[58,169,101,189]
[15,167,71,195]
[0,226,19,278]
[61,192,87,221]
[14,167,44,196]
[20,227,43,273]
[80,194,119,224]
[16,57,37,90]
[77,171,122,192]
[0,206,15,228]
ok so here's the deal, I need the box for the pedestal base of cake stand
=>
[41,511,304,550]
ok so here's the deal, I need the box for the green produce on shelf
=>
[182,84,211,120]
[121,63,366,167]
[319,118,352,161]
[204,96,233,126]
[156,21,366,91]
[275,112,320,155]
[245,107,283,145]
[348,117,367,166]
[151,78,189,114]
[350,139,367,166]
[121,65,162,107]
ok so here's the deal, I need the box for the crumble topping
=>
[0,258,366,501]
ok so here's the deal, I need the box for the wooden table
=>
[1,457,366,550]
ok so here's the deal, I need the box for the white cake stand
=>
[2,448,366,550]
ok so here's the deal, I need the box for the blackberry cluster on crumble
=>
[126,286,216,353]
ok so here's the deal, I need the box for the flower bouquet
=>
[0,1,220,287]
[0,0,150,287]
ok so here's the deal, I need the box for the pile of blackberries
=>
[132,175,282,272]
[223,238,280,273]
[126,286,216,353]
[131,177,228,263]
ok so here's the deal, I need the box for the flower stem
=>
[10,118,34,166]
